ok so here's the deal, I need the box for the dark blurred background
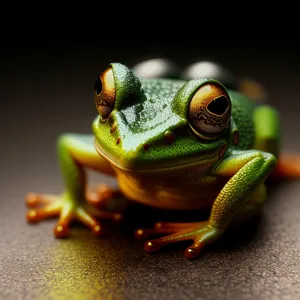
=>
[1,3,300,300]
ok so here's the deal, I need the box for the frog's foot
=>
[85,184,121,209]
[270,153,300,180]
[25,192,122,238]
[135,221,223,259]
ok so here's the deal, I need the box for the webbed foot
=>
[135,221,223,259]
[25,191,122,238]
[85,184,121,208]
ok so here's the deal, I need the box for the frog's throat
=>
[94,140,220,173]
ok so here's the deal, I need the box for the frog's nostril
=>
[116,137,121,145]
[143,144,150,151]
[164,130,175,145]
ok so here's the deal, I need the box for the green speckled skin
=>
[226,90,256,150]
[93,64,273,170]
[93,77,229,168]
[25,61,282,259]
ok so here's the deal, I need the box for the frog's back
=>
[228,90,256,150]
[141,78,257,151]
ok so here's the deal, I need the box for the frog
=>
[25,59,300,259]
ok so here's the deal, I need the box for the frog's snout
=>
[105,111,177,153]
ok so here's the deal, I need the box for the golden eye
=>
[94,67,116,120]
[188,82,231,140]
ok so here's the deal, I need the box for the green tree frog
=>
[25,59,300,259]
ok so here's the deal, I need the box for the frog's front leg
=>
[136,150,276,259]
[25,133,121,237]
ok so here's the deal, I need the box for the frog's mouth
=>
[94,139,222,173]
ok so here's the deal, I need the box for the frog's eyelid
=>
[189,125,221,141]
[94,67,116,121]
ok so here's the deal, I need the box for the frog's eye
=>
[94,67,116,121]
[188,82,231,140]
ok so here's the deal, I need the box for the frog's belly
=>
[114,168,225,211]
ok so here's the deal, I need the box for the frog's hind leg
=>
[253,105,300,180]
[85,184,122,209]
[253,105,281,158]
[270,153,300,180]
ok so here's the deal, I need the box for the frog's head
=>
[92,63,231,172]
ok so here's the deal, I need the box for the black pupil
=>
[95,78,102,95]
[207,96,229,116]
